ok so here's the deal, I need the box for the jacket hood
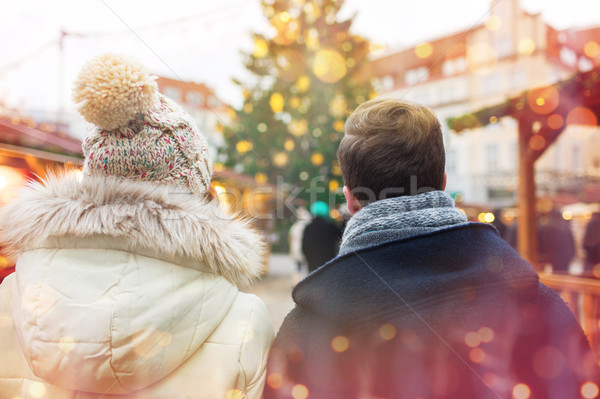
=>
[0,172,265,394]
[0,171,265,287]
[293,224,540,327]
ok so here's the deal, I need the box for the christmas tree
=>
[221,0,374,206]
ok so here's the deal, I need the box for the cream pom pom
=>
[72,54,157,131]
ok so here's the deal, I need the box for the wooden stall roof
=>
[448,66,600,142]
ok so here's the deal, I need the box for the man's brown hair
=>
[337,98,445,203]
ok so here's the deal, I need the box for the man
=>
[302,201,342,273]
[265,99,598,399]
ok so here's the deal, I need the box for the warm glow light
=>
[273,152,290,167]
[279,11,290,22]
[369,42,387,55]
[29,382,47,398]
[329,180,340,191]
[288,119,308,137]
[296,75,310,92]
[253,37,269,58]
[478,327,494,343]
[566,107,598,127]
[332,165,342,176]
[269,93,284,113]
[489,116,498,124]
[333,120,345,132]
[267,373,283,389]
[313,49,347,83]
[284,139,295,151]
[529,135,546,151]
[513,383,530,399]
[485,15,502,31]
[379,324,397,340]
[585,42,600,58]
[469,348,485,363]
[582,382,600,398]
[464,331,480,347]
[236,140,253,154]
[527,87,559,115]
[562,210,573,221]
[311,152,324,166]
[518,38,536,55]
[415,42,434,58]
[291,384,309,399]
[331,336,349,352]
[547,114,564,130]
[255,173,268,184]
[484,213,495,223]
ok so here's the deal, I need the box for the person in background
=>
[538,207,575,273]
[301,201,342,273]
[584,209,600,272]
[0,54,274,399]
[265,98,597,399]
[288,206,311,283]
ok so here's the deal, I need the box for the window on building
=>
[481,73,501,95]
[579,57,593,72]
[511,69,527,90]
[560,47,577,67]
[446,149,457,175]
[405,67,429,85]
[494,36,513,58]
[187,91,203,106]
[486,144,499,173]
[441,57,467,76]
[163,87,182,102]
[382,75,395,91]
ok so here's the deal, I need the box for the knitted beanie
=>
[72,54,213,195]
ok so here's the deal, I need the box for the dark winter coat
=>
[584,213,600,270]
[302,217,342,272]
[265,224,598,399]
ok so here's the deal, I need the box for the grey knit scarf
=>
[339,191,468,255]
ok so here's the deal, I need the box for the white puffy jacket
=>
[0,173,275,398]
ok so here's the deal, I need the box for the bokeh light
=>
[485,15,502,31]
[313,49,347,83]
[236,140,253,154]
[469,348,485,363]
[29,382,46,398]
[582,382,600,399]
[513,383,531,399]
[273,152,289,167]
[379,324,397,340]
[284,139,295,151]
[566,107,597,127]
[464,331,480,347]
[311,152,324,166]
[527,86,559,115]
[296,75,311,92]
[584,42,600,58]
[331,335,350,352]
[253,37,269,58]
[267,373,283,389]
[270,92,284,113]
[528,135,546,151]
[292,384,309,399]
[415,42,433,58]
[518,38,536,55]
[288,119,308,136]
[547,114,564,130]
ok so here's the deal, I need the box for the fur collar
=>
[0,172,266,287]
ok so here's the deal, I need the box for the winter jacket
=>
[265,223,598,399]
[301,217,341,273]
[0,173,275,399]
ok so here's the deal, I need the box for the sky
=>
[0,0,599,123]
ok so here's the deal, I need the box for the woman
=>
[0,54,274,398]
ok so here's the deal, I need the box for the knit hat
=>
[72,53,213,195]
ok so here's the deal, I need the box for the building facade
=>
[368,0,600,207]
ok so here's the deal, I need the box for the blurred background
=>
[1,0,600,344]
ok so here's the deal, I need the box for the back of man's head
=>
[337,98,445,203]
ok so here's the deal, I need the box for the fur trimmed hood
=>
[0,172,266,287]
